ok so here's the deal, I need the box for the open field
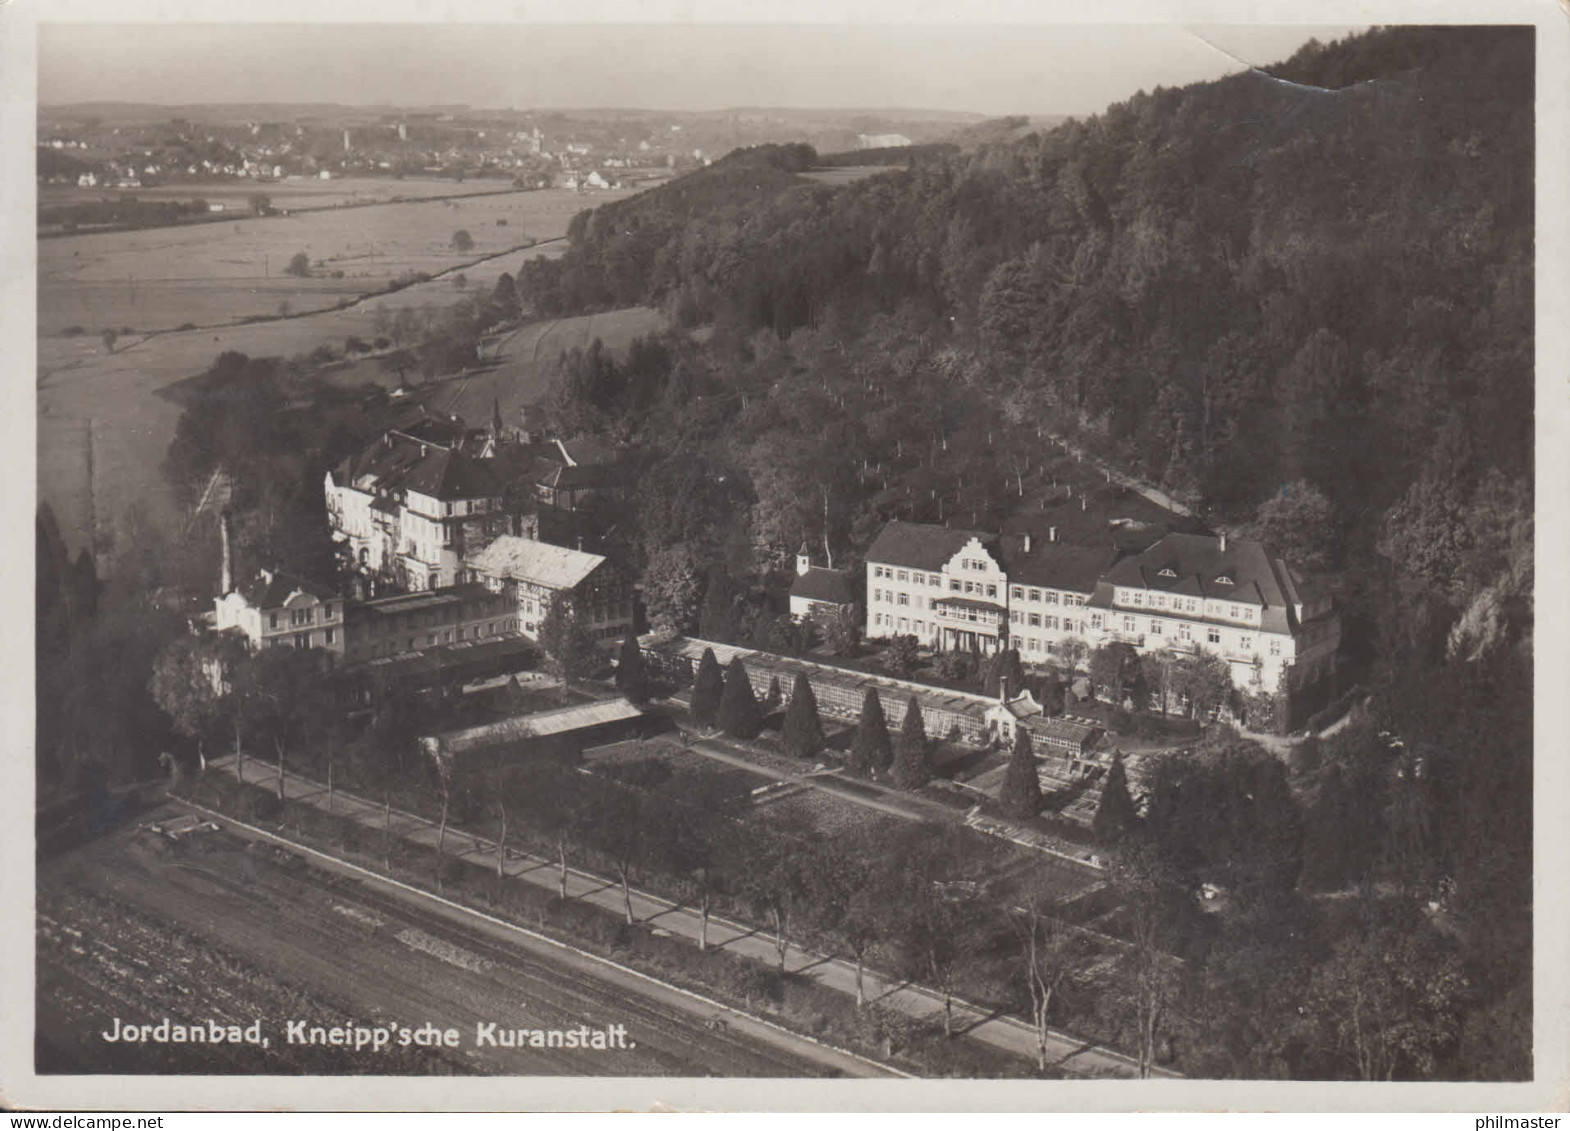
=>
[38,174,522,212]
[402,306,669,428]
[37,242,652,565]
[39,186,629,337]
[37,805,844,1076]
[800,166,904,186]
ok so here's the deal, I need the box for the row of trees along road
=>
[145,606,1504,1078]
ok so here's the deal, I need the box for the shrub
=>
[251,792,283,823]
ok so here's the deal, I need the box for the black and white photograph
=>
[7,0,1566,1113]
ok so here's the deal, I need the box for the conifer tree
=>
[718,657,763,739]
[614,633,649,703]
[781,672,825,760]
[891,695,931,790]
[691,647,725,729]
[1093,751,1139,842]
[984,647,1026,699]
[847,687,892,776]
[1001,726,1043,819]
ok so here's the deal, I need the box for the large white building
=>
[1087,530,1340,696]
[467,535,635,645]
[864,520,1339,697]
[324,415,506,592]
[865,522,1103,661]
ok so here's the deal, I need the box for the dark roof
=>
[996,534,1110,595]
[390,413,468,450]
[335,433,500,502]
[356,582,496,617]
[1100,532,1294,633]
[557,435,621,467]
[791,566,855,606]
[398,447,501,501]
[535,460,620,491]
[864,520,993,572]
[1022,715,1101,748]
[237,569,339,608]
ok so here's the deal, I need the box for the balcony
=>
[933,596,1004,629]
[1108,631,1146,647]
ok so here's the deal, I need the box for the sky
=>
[37,23,1368,119]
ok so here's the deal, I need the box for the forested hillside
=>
[528,22,1532,666]
[527,25,1530,521]
[513,25,1534,1078]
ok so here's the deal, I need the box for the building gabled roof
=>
[1100,532,1296,633]
[236,568,339,608]
[398,446,501,501]
[467,535,607,591]
[535,460,619,491]
[791,566,855,606]
[432,697,645,756]
[333,432,500,502]
[388,410,468,451]
[996,534,1110,595]
[1021,715,1102,749]
[864,520,993,572]
[556,435,621,467]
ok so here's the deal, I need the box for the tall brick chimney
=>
[219,509,234,595]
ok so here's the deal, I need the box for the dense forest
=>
[525,24,1532,670]
[514,24,1534,1077]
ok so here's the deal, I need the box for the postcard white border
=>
[4,0,1567,1113]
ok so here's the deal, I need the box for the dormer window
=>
[1215,575,1234,586]
[1157,567,1177,579]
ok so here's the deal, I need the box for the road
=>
[211,754,1173,1078]
[36,802,880,1077]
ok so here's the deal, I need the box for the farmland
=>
[36,184,660,564]
[372,305,669,428]
[39,185,631,337]
[38,174,522,214]
[799,166,904,186]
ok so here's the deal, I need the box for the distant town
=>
[36,103,991,233]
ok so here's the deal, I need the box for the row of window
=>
[940,605,1000,625]
[1088,611,1284,657]
[872,613,934,635]
[277,628,334,650]
[268,604,338,631]
[1008,611,1086,634]
[871,566,1086,610]
[1114,588,1261,624]
[1008,586,1085,607]
[871,565,944,588]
